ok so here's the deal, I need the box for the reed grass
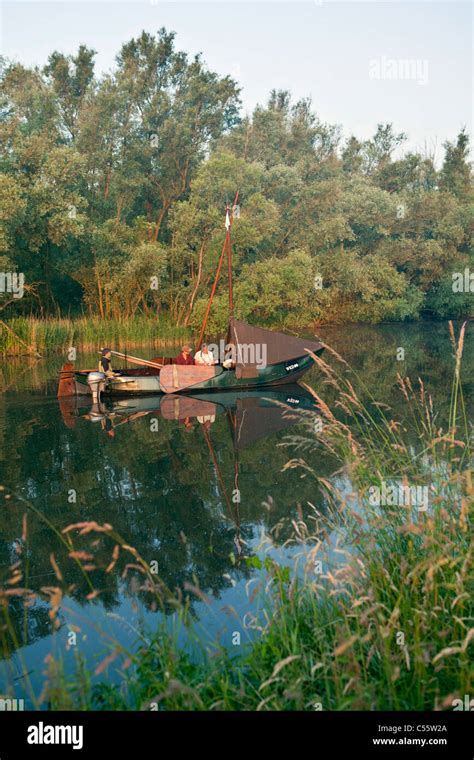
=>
[0,317,189,355]
[0,323,471,710]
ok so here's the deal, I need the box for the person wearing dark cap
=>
[174,346,194,366]
[98,348,119,377]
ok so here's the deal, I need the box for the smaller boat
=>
[58,352,168,399]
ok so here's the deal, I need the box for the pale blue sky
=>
[0,1,472,160]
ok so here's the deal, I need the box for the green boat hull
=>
[73,351,322,396]
[171,353,320,392]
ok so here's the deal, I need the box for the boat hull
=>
[71,350,323,396]
[165,353,320,392]
[106,375,161,394]
[105,384,317,415]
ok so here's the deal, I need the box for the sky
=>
[0,0,472,161]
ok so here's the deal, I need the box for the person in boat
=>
[174,346,194,365]
[194,343,218,366]
[99,348,120,378]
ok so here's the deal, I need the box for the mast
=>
[225,197,237,320]
[226,191,239,319]
[196,192,239,350]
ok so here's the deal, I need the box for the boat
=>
[59,359,163,398]
[58,199,324,399]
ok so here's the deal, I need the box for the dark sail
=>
[226,318,323,379]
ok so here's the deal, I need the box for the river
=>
[0,320,471,707]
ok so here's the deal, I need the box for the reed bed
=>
[0,317,189,356]
[0,323,471,710]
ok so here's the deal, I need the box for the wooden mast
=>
[227,191,239,320]
[196,192,239,351]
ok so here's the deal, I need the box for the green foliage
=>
[0,315,189,354]
[0,34,472,327]
[425,275,474,318]
[0,174,26,252]
[440,128,473,198]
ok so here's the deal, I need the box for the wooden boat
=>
[58,359,163,398]
[158,317,323,392]
[62,363,163,397]
[58,200,324,399]
[59,322,323,398]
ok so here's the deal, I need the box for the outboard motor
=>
[87,371,106,403]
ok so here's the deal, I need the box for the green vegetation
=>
[50,475,471,712]
[0,30,473,337]
[1,323,471,710]
[0,316,188,355]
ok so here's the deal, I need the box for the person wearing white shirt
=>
[194,343,218,366]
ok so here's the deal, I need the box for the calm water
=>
[0,321,472,706]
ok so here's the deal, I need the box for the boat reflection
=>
[59,385,320,445]
[59,385,321,560]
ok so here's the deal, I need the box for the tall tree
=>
[439,128,472,198]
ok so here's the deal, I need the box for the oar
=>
[100,350,163,370]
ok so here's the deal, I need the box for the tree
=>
[43,45,96,140]
[110,29,241,240]
[0,37,472,324]
[439,128,472,198]
[362,123,407,175]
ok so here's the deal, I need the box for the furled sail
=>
[226,318,323,379]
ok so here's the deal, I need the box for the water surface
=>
[0,321,471,706]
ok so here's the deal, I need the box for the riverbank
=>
[0,317,190,356]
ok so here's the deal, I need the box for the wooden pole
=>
[196,234,228,351]
[227,191,238,320]
[106,350,163,370]
[227,227,233,318]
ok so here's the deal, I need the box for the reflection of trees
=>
[314,321,473,423]
[0,392,331,657]
[0,596,51,660]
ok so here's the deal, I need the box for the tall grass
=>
[0,317,190,356]
[0,323,471,710]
